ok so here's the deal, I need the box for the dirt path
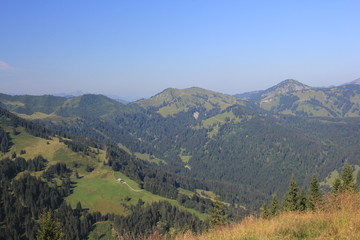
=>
[123,182,143,192]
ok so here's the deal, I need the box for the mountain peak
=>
[264,79,311,95]
[135,87,245,117]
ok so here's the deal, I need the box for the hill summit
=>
[135,87,246,117]
[235,79,311,100]
[263,79,311,95]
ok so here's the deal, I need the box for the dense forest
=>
[0,153,210,239]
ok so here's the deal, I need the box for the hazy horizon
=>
[1,1,360,100]
[1,77,357,103]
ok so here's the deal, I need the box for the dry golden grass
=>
[169,192,360,240]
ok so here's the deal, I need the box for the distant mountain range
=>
[235,78,360,117]
[1,78,360,207]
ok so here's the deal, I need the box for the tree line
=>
[260,164,358,218]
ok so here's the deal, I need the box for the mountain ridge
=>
[135,86,248,117]
[235,79,312,100]
[235,79,360,117]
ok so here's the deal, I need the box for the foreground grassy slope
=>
[175,193,360,240]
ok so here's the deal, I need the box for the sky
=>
[1,1,360,101]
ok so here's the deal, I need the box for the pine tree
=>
[36,210,63,240]
[271,193,279,216]
[341,164,356,192]
[308,174,321,210]
[332,177,342,194]
[210,196,226,226]
[283,175,299,211]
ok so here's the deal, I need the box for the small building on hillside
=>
[117,178,125,183]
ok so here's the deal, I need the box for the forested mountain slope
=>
[0,108,228,239]
[1,83,360,207]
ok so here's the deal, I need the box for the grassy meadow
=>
[170,192,360,240]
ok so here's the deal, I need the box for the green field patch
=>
[2,127,63,160]
[67,171,207,219]
[196,189,217,200]
[2,100,25,107]
[17,112,54,120]
[158,105,188,117]
[88,221,115,240]
[260,96,280,111]
[117,143,132,154]
[66,177,134,215]
[134,152,166,164]
[297,103,331,117]
[179,154,191,163]
[179,148,192,163]
[202,111,239,129]
[0,126,104,176]
[178,188,195,197]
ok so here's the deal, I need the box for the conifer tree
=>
[341,164,356,192]
[36,210,63,240]
[271,193,279,216]
[308,174,321,210]
[210,196,226,226]
[283,175,299,211]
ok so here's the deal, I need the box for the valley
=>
[1,79,360,239]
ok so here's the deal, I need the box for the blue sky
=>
[1,1,360,100]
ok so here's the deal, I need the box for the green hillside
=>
[0,93,137,121]
[135,87,247,117]
[236,80,360,117]
[0,109,208,219]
